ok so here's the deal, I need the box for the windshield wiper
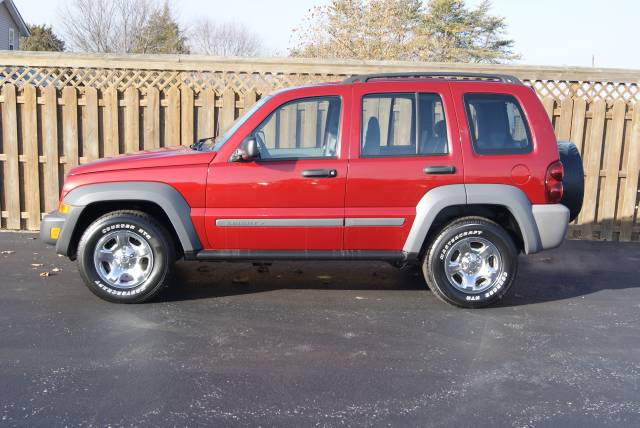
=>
[190,136,215,151]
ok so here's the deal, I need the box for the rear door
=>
[449,82,552,204]
[344,81,464,250]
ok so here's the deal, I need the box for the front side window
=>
[464,94,532,154]
[361,93,449,157]
[8,28,14,50]
[253,97,341,160]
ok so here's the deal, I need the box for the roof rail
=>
[342,72,523,85]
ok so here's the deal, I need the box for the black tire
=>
[76,210,175,303]
[423,216,518,308]
[558,141,584,222]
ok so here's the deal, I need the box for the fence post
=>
[23,85,40,230]
[181,86,194,146]
[569,98,587,154]
[144,87,160,149]
[220,88,236,134]
[620,105,640,241]
[600,100,626,240]
[243,89,258,114]
[63,86,79,175]
[84,87,99,161]
[2,84,20,229]
[164,86,179,147]
[557,98,574,141]
[104,87,119,157]
[124,87,140,153]
[580,100,606,239]
[43,86,59,213]
[201,88,216,139]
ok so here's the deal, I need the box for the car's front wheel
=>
[423,216,518,308]
[77,210,174,303]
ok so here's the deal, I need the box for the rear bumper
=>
[531,204,570,250]
[39,210,67,246]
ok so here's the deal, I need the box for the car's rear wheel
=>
[423,216,518,308]
[77,210,174,303]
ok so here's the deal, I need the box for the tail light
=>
[546,160,564,203]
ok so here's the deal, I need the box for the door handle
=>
[301,169,338,178]
[424,165,456,175]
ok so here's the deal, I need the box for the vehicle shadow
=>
[157,240,640,307]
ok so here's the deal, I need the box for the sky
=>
[13,0,640,69]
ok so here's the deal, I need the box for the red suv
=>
[40,73,583,308]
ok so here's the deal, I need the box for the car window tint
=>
[361,94,415,157]
[465,94,532,154]
[254,97,341,159]
[418,93,449,155]
[361,93,448,157]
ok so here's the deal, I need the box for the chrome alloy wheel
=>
[443,237,503,294]
[93,231,154,289]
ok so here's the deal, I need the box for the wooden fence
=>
[0,52,638,241]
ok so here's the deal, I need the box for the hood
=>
[68,146,216,175]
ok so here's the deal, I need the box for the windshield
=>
[197,95,272,152]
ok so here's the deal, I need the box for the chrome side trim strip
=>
[345,218,405,226]
[216,218,406,227]
[216,218,343,227]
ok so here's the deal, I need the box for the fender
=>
[402,185,466,255]
[465,184,541,254]
[56,182,202,256]
[402,184,542,255]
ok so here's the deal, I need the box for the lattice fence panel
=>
[2,64,639,104]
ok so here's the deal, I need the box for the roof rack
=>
[342,72,523,85]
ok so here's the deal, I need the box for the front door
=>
[205,89,350,250]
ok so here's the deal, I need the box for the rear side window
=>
[361,93,448,157]
[464,94,532,155]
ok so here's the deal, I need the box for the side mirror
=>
[232,138,260,162]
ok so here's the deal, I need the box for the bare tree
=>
[189,20,264,57]
[290,0,518,63]
[59,0,156,53]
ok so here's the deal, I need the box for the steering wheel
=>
[254,132,270,158]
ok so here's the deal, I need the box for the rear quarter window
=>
[464,94,532,155]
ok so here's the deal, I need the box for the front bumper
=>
[40,210,67,246]
[532,204,570,250]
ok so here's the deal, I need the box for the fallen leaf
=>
[39,272,50,277]
[232,276,250,285]
[31,263,44,267]
[51,268,62,273]
[1,250,15,255]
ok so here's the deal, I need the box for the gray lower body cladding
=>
[40,182,202,257]
[41,182,569,262]
[402,184,570,255]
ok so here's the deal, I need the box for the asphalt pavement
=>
[0,232,639,427]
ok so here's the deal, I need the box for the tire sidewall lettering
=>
[428,221,516,306]
[100,223,153,240]
[82,217,167,300]
[439,230,483,261]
